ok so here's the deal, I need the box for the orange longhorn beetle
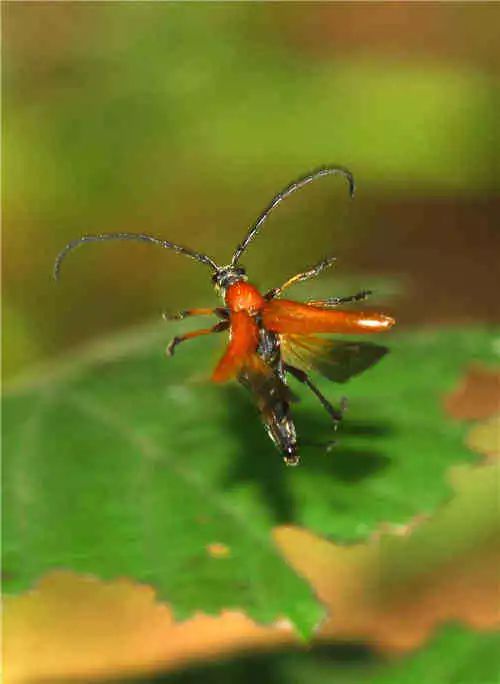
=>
[54,166,395,466]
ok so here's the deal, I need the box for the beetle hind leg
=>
[284,363,346,425]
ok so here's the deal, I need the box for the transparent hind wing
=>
[282,334,389,384]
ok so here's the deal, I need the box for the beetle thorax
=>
[225,281,266,312]
[212,264,265,312]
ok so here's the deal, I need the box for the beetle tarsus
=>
[166,337,180,356]
[163,311,185,321]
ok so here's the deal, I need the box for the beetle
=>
[54,166,395,466]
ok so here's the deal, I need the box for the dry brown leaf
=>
[444,364,500,420]
[274,527,499,654]
[3,572,296,684]
[275,462,500,653]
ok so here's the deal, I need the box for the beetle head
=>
[212,264,247,296]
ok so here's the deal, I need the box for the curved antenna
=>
[231,166,355,266]
[53,232,220,281]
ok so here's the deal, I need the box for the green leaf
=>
[367,626,500,684]
[2,324,498,636]
[287,626,500,684]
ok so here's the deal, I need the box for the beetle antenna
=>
[231,166,355,266]
[53,232,220,281]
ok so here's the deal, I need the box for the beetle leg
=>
[284,363,346,424]
[166,320,229,356]
[163,307,229,321]
[307,290,372,307]
[265,256,337,300]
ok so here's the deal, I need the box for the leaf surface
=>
[2,324,498,635]
[274,626,500,684]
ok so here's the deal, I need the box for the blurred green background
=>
[3,2,499,382]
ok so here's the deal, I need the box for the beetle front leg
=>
[166,320,229,356]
